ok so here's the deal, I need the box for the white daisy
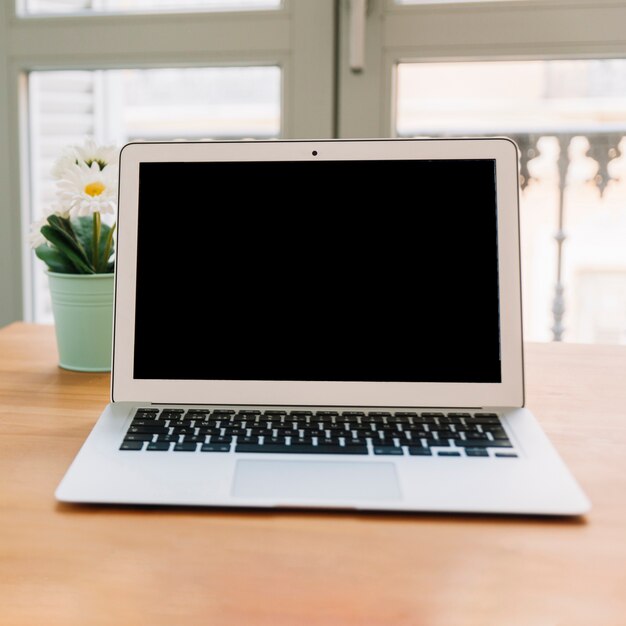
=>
[56,161,118,218]
[52,139,119,178]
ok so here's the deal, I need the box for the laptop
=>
[55,137,590,515]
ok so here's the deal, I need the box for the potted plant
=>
[29,140,119,372]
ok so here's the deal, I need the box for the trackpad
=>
[232,460,401,501]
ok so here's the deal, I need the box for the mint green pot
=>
[47,271,114,372]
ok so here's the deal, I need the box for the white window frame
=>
[337,0,626,138]
[6,0,626,326]
[0,0,334,325]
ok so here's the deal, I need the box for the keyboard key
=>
[373,446,404,456]
[238,436,261,445]
[465,448,490,457]
[454,439,512,448]
[487,429,510,440]
[124,434,154,442]
[147,442,171,451]
[471,415,501,425]
[129,420,157,427]
[343,437,368,446]
[206,435,230,445]
[316,437,339,446]
[201,443,231,452]
[170,425,194,434]
[408,446,432,456]
[336,414,361,423]
[129,426,168,434]
[120,441,144,450]
[426,439,450,447]
[465,431,486,441]
[438,451,461,457]
[155,434,180,443]
[263,436,288,445]
[495,452,518,458]
[182,435,205,444]
[197,427,221,436]
[290,438,316,447]
[174,443,198,451]
[437,416,463,426]
[361,415,386,423]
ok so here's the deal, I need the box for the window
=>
[0,0,333,325]
[3,0,626,344]
[395,59,626,342]
[336,0,626,343]
[22,0,280,15]
[29,66,281,321]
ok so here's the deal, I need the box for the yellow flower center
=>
[84,181,106,197]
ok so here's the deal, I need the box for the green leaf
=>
[40,225,95,274]
[45,215,93,270]
[34,244,76,274]
[71,215,97,266]
[48,214,77,242]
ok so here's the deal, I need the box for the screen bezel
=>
[112,138,524,407]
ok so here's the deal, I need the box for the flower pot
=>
[47,271,114,372]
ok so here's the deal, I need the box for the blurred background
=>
[2,0,626,344]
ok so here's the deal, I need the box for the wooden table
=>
[1,322,625,626]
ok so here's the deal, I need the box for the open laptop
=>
[55,137,590,515]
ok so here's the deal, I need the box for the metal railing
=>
[511,130,624,341]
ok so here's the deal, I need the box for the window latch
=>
[349,0,368,74]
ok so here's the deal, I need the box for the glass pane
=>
[396,0,541,4]
[396,59,626,344]
[28,66,281,322]
[396,60,626,136]
[23,0,280,15]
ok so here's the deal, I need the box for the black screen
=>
[133,159,501,382]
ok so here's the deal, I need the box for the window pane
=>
[395,0,544,4]
[22,0,280,15]
[28,66,281,322]
[396,60,626,136]
[396,59,626,344]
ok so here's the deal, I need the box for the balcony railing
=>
[417,129,626,342]
[512,130,625,341]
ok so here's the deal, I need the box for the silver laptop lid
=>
[112,138,523,407]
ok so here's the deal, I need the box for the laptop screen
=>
[133,159,501,383]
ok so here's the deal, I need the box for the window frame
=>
[0,0,335,324]
[337,0,626,138]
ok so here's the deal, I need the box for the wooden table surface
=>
[1,322,625,626]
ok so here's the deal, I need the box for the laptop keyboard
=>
[120,408,517,458]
